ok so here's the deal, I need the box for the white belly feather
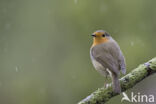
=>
[90,53,109,77]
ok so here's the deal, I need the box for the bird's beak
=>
[91,34,96,37]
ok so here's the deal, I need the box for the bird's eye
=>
[102,34,106,37]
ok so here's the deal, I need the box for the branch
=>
[78,57,156,104]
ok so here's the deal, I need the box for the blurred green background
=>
[0,0,156,104]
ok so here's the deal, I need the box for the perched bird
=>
[90,30,126,93]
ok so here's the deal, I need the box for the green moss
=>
[149,57,156,70]
[78,57,156,104]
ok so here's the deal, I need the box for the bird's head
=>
[91,30,110,38]
[91,30,111,46]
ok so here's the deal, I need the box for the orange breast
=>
[92,38,108,47]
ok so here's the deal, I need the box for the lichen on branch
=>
[78,57,156,104]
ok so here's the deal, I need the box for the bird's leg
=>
[104,75,109,88]
[104,70,112,89]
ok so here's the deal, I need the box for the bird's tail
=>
[112,73,121,93]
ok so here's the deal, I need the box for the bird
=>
[90,30,126,93]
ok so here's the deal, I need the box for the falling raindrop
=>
[130,41,134,46]
[100,4,108,12]
[15,66,19,72]
[74,0,78,4]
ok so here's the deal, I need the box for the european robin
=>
[90,30,126,93]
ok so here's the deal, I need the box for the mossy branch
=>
[78,57,156,104]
